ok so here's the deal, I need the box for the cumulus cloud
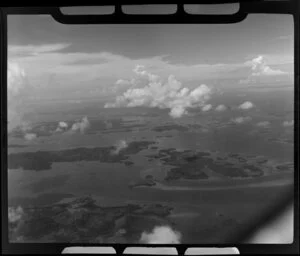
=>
[111,140,128,155]
[71,116,90,133]
[24,133,37,141]
[8,206,24,223]
[140,226,182,244]
[240,55,287,84]
[231,116,252,124]
[238,101,255,110]
[202,104,212,112]
[283,120,294,127]
[215,104,227,112]
[105,65,212,118]
[250,56,286,76]
[256,121,271,128]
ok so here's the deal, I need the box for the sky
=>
[7,13,294,110]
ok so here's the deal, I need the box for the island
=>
[8,141,156,171]
[145,148,265,181]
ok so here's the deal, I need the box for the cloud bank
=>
[140,226,182,244]
[71,116,90,133]
[105,65,212,118]
[238,101,255,110]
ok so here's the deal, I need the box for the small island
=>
[152,124,188,132]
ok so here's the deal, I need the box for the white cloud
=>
[250,56,286,76]
[115,79,134,86]
[231,116,252,124]
[240,55,287,84]
[133,64,159,82]
[111,140,128,155]
[105,65,212,118]
[283,120,294,127]
[8,206,24,223]
[7,61,27,97]
[256,121,271,128]
[55,121,69,133]
[7,61,29,132]
[140,226,182,244]
[59,121,68,128]
[215,104,227,112]
[24,133,37,141]
[71,116,90,133]
[238,101,255,110]
[202,104,212,112]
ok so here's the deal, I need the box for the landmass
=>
[8,141,155,171]
[9,196,173,243]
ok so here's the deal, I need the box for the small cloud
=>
[59,121,68,128]
[8,206,24,223]
[115,79,134,86]
[55,121,69,132]
[71,116,90,133]
[231,116,252,124]
[215,104,227,112]
[238,101,255,110]
[140,226,182,244]
[111,140,128,155]
[104,120,113,129]
[202,104,212,112]
[283,120,294,127]
[278,35,292,40]
[256,121,271,128]
[24,133,37,141]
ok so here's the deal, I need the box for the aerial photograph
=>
[7,13,293,243]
